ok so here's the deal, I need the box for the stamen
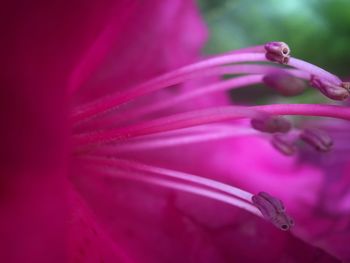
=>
[94,69,309,128]
[264,42,291,64]
[71,53,269,123]
[342,82,350,91]
[208,64,309,79]
[74,104,350,147]
[299,128,333,152]
[254,192,286,212]
[310,75,350,101]
[289,59,341,84]
[271,134,297,156]
[103,126,258,152]
[106,75,264,125]
[82,157,261,217]
[264,42,340,83]
[109,171,261,216]
[265,42,291,56]
[254,104,350,121]
[74,106,267,146]
[71,41,340,124]
[251,115,292,133]
[81,156,255,203]
[263,72,306,96]
[265,53,290,65]
[252,192,294,231]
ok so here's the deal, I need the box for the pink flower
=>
[1,0,349,262]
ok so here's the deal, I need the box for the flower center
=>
[71,41,350,231]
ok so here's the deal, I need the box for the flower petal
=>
[72,163,340,263]
[73,0,208,104]
[0,1,139,261]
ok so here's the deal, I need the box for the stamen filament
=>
[90,124,257,155]
[100,75,264,126]
[254,104,350,120]
[71,42,341,124]
[71,53,269,123]
[74,106,266,146]
[94,168,262,216]
[100,126,258,152]
[74,66,309,131]
[289,58,341,84]
[82,156,255,204]
[74,104,350,146]
[188,64,308,79]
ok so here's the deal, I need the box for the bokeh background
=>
[198,0,350,103]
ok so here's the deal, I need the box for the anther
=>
[271,134,297,156]
[341,82,350,91]
[263,72,306,96]
[252,192,294,231]
[265,42,291,56]
[310,75,350,101]
[251,116,292,133]
[264,42,291,64]
[265,53,290,64]
[299,128,333,152]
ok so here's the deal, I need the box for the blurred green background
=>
[198,0,350,103]
[198,0,350,77]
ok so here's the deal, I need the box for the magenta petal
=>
[0,1,140,261]
[291,129,350,261]
[72,165,340,263]
[1,2,70,261]
[68,187,133,263]
[119,129,350,261]
[68,1,138,95]
[74,0,208,103]
[124,135,322,209]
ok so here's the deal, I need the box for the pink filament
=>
[82,156,256,205]
[98,75,264,126]
[289,58,341,84]
[71,53,269,123]
[254,104,350,120]
[74,106,264,146]
[100,168,261,216]
[74,104,350,146]
[71,47,341,125]
[74,66,308,131]
[102,126,258,152]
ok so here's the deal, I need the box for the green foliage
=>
[198,0,350,76]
